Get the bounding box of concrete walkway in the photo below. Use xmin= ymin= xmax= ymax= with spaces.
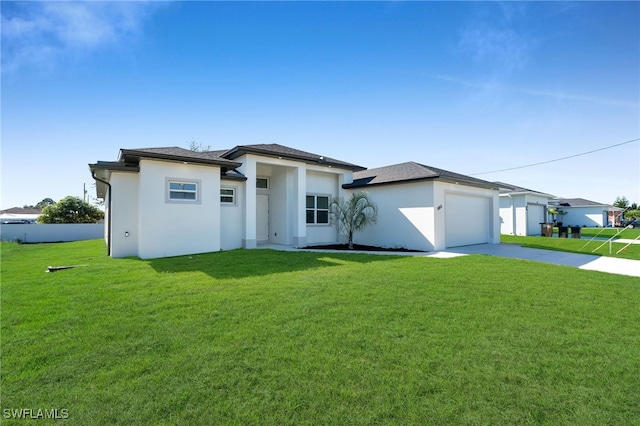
xmin=259 ymin=243 xmax=640 ymax=278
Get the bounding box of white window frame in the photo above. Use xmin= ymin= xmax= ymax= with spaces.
xmin=306 ymin=194 xmax=330 ymax=225
xmin=220 ymin=187 xmax=237 ymax=206
xmin=166 ymin=178 xmax=201 ymax=204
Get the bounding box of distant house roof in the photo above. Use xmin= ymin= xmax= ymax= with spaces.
xmin=221 ymin=144 xmax=366 ymax=171
xmin=0 ymin=207 xmax=42 ymax=223
xmin=0 ymin=207 xmax=42 ymax=215
xmin=343 ymin=161 xmax=498 ymax=190
xmin=494 ymin=181 xmax=555 ymax=197
xmin=551 ymin=198 xmax=623 ymax=210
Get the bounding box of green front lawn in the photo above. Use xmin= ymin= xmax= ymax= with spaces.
xmin=2 ymin=240 xmax=639 ymax=424
xmin=579 ymin=227 xmax=640 ymax=239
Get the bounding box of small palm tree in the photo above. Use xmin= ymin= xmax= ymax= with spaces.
xmin=548 ymin=207 xmax=567 ymax=225
xmin=330 ymin=191 xmax=378 ymax=249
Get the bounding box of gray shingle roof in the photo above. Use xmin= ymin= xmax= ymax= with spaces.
xmin=345 ymin=162 xmax=497 ymax=189
xmin=118 ymin=147 xmax=242 ymax=169
xmin=221 ymin=144 xmax=366 ymax=171
xmin=0 ymin=207 xmax=42 ymax=215
xmin=552 ymin=198 xmax=610 ymax=207
xmin=207 ymin=149 xmax=230 ymax=158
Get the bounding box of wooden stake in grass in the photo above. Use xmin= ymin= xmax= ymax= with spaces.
xmin=46 ymin=265 xmax=87 ymax=272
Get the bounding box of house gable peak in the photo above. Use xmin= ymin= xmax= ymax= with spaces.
xmin=221 ymin=143 xmax=366 ymax=171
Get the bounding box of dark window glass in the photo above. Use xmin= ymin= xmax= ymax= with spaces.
xmin=317 ymin=196 xmax=329 ymax=210
xmin=306 ymin=196 xmax=315 ymax=209
xmin=306 ymin=195 xmax=330 ymax=224
xmin=170 ymin=191 xmax=196 ymax=200
xmin=317 ymin=210 xmax=329 ymax=224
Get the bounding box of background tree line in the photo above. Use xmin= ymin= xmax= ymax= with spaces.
xmin=22 ymin=196 xmax=104 ymax=224
xmin=613 ymin=196 xmax=639 ymax=221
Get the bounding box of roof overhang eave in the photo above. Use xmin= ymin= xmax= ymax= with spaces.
xmin=89 ymin=162 xmax=140 ymax=199
xmin=221 ymin=174 xmax=248 ymax=182
xmin=500 ymin=190 xmax=555 ymax=198
xmin=437 ymin=176 xmax=500 ymax=191
xmin=224 ymin=146 xmax=366 ymax=172
xmin=343 ymin=176 xmax=436 ymax=189
xmin=89 ymin=162 xmax=140 ymax=173
xmin=120 ymin=149 xmax=242 ymax=169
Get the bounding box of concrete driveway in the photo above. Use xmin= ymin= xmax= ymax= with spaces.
xmin=443 ymin=243 xmax=640 ymax=278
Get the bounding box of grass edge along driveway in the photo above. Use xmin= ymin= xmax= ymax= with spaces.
xmin=501 ymin=231 xmax=640 ymax=260
xmin=2 ymin=240 xmax=639 ymax=425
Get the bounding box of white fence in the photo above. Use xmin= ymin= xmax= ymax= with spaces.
xmin=0 ymin=223 xmax=104 ymax=243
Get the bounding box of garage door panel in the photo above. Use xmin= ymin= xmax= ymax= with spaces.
xmin=445 ymin=193 xmax=490 ymax=248
xmin=527 ymin=205 xmax=544 ymax=236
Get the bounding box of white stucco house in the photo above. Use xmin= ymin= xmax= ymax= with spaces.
xmin=549 ymin=198 xmax=624 ymax=228
xmin=90 ymin=144 xmax=500 ymax=258
xmin=496 ymin=182 xmax=555 ymax=236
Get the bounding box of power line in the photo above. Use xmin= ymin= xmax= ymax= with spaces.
xmin=470 ymin=137 xmax=640 ymax=176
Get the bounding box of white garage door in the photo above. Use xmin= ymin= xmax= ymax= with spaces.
xmin=445 ymin=193 xmax=491 ymax=248
xmin=527 ymin=204 xmax=545 ymax=236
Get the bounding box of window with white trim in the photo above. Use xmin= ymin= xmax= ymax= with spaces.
xmin=220 ymin=187 xmax=236 ymax=205
xmin=306 ymin=195 xmax=330 ymax=224
xmin=167 ymin=180 xmax=199 ymax=202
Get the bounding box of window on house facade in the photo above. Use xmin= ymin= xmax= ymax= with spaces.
xmin=306 ymin=195 xmax=330 ymax=224
xmin=221 ymin=187 xmax=236 ymax=205
xmin=167 ymin=180 xmax=199 ymax=202
xmin=257 ymin=177 xmax=269 ymax=189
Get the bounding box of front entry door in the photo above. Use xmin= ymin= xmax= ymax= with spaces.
xmin=257 ymin=194 xmax=269 ymax=242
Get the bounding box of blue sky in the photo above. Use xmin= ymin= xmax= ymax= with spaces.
xmin=2 ymin=1 xmax=639 ymax=210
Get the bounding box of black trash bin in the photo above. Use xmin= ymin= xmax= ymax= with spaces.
xmin=571 ymin=226 xmax=581 ymax=238
xmin=558 ymin=226 xmax=568 ymax=238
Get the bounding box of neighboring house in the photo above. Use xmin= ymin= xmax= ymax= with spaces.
xmin=549 ymin=198 xmax=624 ymax=227
xmin=0 ymin=207 xmax=42 ymax=224
xmin=89 ymin=144 xmax=500 ymax=259
xmin=495 ymin=182 xmax=555 ymax=236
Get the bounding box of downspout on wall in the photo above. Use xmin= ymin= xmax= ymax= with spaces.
xmin=91 ymin=172 xmax=112 ymax=256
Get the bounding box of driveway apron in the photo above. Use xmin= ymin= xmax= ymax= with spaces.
xmin=444 ymin=243 xmax=640 ymax=278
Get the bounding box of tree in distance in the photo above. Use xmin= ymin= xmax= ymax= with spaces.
xmin=613 ymin=196 xmax=630 ymax=209
xmin=23 ymin=198 xmax=55 ymax=209
xmin=38 ymin=196 xmax=104 ymax=224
